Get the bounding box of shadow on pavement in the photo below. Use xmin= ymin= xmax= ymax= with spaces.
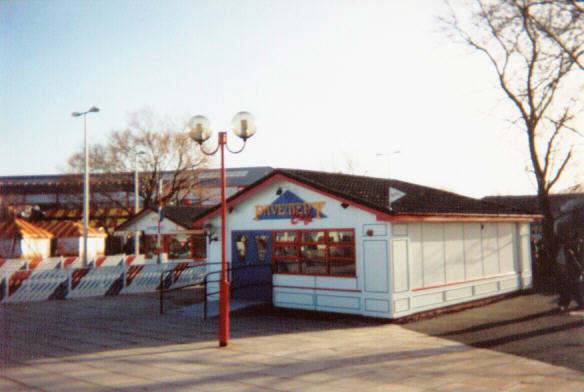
xmin=402 ymin=293 xmax=584 ymax=374
xmin=0 ymin=290 xmax=384 ymax=365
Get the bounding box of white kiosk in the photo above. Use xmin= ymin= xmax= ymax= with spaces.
xmin=194 ymin=169 xmax=536 ymax=319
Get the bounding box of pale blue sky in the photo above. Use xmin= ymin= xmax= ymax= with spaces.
xmin=1 ymin=0 xmax=581 ymax=197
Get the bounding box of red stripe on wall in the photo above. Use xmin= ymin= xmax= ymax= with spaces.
xmin=273 ymin=285 xmax=361 ymax=293
xmin=411 ymin=272 xmax=518 ymax=292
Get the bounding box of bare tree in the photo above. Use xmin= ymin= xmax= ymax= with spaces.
xmin=443 ymin=0 xmax=583 ymax=281
xmin=67 ymin=110 xmax=210 ymax=211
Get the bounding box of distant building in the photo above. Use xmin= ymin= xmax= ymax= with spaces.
xmin=114 ymin=205 xmax=208 ymax=261
xmin=0 ymin=167 xmax=273 ymax=255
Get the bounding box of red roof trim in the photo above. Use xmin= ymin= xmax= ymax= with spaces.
xmin=377 ymin=214 xmax=538 ymax=223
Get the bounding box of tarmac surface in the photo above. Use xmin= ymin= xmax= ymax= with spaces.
xmin=1 ymin=291 xmax=584 ymax=391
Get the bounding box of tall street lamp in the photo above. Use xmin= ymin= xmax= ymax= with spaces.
xmin=134 ymin=150 xmax=146 ymax=257
xmin=187 ymin=111 xmax=256 ymax=347
xmin=72 ymin=106 xmax=100 ymax=267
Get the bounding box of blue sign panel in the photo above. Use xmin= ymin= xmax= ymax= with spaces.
xmin=254 ymin=190 xmax=326 ymax=224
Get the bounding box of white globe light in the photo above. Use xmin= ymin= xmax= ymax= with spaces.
xmin=231 ymin=111 xmax=256 ymax=141
xmin=187 ymin=115 xmax=212 ymax=144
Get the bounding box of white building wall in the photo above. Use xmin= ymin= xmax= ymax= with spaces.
xmin=122 ymin=211 xmax=186 ymax=235
xmin=78 ymin=237 xmax=106 ymax=259
xmin=21 ymin=238 xmax=51 ymax=259
xmin=391 ymin=222 xmax=532 ymax=318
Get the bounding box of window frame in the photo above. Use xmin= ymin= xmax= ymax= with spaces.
xmin=272 ymin=228 xmax=356 ymax=278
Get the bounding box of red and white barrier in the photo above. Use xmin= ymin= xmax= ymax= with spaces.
xmin=1 ymin=255 xmax=206 ymax=304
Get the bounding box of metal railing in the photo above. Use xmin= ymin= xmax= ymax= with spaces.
xmin=158 ymin=261 xmax=272 ymax=317
xmin=158 ymin=262 xmax=221 ymax=314
xmin=203 ymin=262 xmax=273 ymax=319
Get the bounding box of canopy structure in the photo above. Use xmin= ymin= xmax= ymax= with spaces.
xmin=0 ymin=218 xmax=54 ymax=239
xmin=34 ymin=220 xmax=107 ymax=258
xmin=35 ymin=220 xmax=107 ymax=238
xmin=0 ymin=218 xmax=53 ymax=258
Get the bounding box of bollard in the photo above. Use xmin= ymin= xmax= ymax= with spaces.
xmin=159 ymin=273 xmax=164 ymax=315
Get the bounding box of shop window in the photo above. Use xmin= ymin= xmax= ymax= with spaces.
xmin=144 ymin=235 xmax=159 ymax=257
xmin=168 ymin=235 xmax=191 ymax=259
xmin=274 ymin=231 xmax=297 ymax=243
xmin=273 ymin=229 xmax=356 ymax=277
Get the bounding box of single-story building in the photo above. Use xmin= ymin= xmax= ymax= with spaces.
xmin=193 ymin=169 xmax=537 ymax=319
xmin=34 ymin=220 xmax=107 ymax=258
xmin=115 ymin=205 xmax=208 ymax=261
xmin=0 ymin=218 xmax=53 ymax=259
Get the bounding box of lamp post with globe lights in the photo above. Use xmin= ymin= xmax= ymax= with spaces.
xmin=187 ymin=111 xmax=256 ymax=347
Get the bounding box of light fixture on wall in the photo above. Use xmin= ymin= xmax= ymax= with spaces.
xmin=341 ymin=202 xmax=350 ymax=209
xmin=203 ymin=223 xmax=218 ymax=242
xmin=276 ymin=187 xmax=283 ymax=195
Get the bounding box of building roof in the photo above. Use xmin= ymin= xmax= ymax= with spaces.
xmin=116 ymin=205 xmax=209 ymax=232
xmin=0 ymin=166 xmax=274 ymax=193
xmin=482 ymin=193 xmax=584 ymax=217
xmin=0 ymin=219 xmax=54 ymax=239
xmin=34 ymin=220 xmax=107 ymax=238
xmin=160 ymin=206 xmax=209 ymax=229
xmin=197 ymin=166 xmax=274 ymax=187
xmin=193 ymin=169 xmax=537 ymax=224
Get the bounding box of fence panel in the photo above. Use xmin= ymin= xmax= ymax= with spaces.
xmin=0 ymin=258 xmax=26 ymax=273
xmin=5 ymin=269 xmax=68 ymax=303
xmin=67 ymin=265 xmax=126 ymax=298
xmin=0 ymin=256 xmax=212 ymax=304
xmin=170 ymin=263 xmax=206 ymax=289
xmin=122 ymin=264 xmax=162 ymax=294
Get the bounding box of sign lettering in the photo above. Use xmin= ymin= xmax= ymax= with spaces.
xmin=254 ymin=190 xmax=326 ymax=224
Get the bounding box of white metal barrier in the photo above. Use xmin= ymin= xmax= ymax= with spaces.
xmin=1 ymin=256 xmax=205 ymax=304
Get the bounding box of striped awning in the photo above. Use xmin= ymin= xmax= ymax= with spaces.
xmin=43 ymin=207 xmax=132 ymax=220
xmin=42 ymin=207 xmax=132 ymax=231
xmin=0 ymin=219 xmax=54 ymax=239
xmin=34 ymin=220 xmax=107 ymax=238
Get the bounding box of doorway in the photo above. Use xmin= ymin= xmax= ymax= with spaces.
xmin=231 ymin=230 xmax=273 ymax=302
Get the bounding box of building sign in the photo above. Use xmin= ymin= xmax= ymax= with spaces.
xmin=255 ymin=190 xmax=326 ymax=225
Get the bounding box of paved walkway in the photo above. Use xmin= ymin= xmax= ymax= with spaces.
xmin=1 ymin=293 xmax=583 ymax=391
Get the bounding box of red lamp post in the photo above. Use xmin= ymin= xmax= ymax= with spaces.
xmin=187 ymin=112 xmax=256 ymax=347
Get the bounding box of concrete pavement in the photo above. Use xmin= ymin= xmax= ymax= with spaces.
xmin=1 ymin=292 xmax=583 ymax=391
